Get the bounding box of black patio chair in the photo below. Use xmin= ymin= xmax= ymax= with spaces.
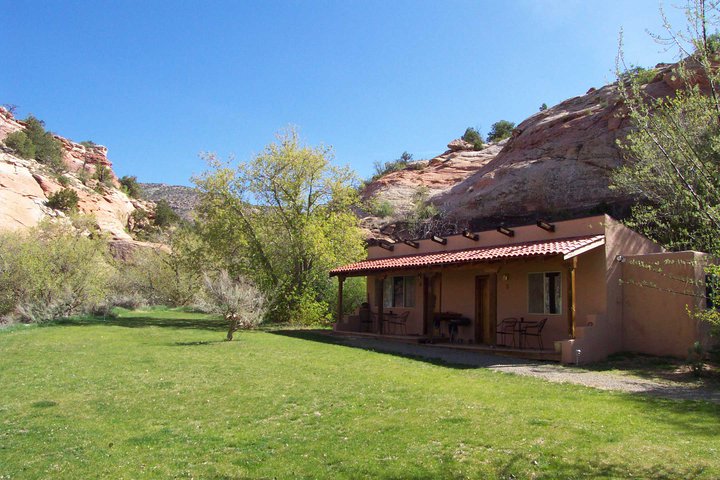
xmin=520 ymin=318 xmax=547 ymax=349
xmin=496 ymin=317 xmax=518 ymax=347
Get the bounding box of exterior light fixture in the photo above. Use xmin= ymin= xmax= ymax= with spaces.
xmin=379 ymin=241 xmax=394 ymax=251
xmin=502 ymin=273 xmax=510 ymax=281
xmin=536 ymin=219 xmax=555 ymax=232
xmin=462 ymin=230 xmax=479 ymax=241
xmin=403 ymin=239 xmax=419 ymax=249
xmin=497 ymin=226 xmax=514 ymax=237
xmin=431 ymin=235 xmax=447 ymax=245
xmin=615 ymin=254 xmax=625 ymax=263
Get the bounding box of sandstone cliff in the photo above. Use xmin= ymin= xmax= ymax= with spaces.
xmin=361 ymin=63 xmax=683 ymax=237
xmin=0 ymin=107 xmax=154 ymax=244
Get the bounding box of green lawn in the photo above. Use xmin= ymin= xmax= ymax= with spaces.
xmin=1 ymin=309 xmax=719 ymax=479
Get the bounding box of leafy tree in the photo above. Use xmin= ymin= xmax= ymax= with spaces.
xmin=486 ymin=120 xmax=515 ymax=142
xmin=539 ymin=103 xmax=548 ymax=111
xmin=23 ymin=116 xmax=64 ymax=171
xmin=461 ymin=127 xmax=484 ymax=150
xmin=612 ymin=0 xmax=720 ymax=255
xmin=119 ymin=175 xmax=143 ymax=198
xmin=193 ymin=128 xmax=365 ymax=324
xmin=3 ymin=131 xmax=35 ymax=158
xmin=46 ymin=188 xmax=80 ymax=213
xmin=93 ymin=165 xmax=114 ymax=189
xmin=154 ymin=199 xmax=180 ymax=227
xmin=612 ymin=0 xmax=720 ymax=349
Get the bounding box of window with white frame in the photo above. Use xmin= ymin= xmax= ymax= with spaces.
xmin=528 ymin=272 xmax=562 ymax=314
xmin=383 ymin=275 xmax=416 ymax=308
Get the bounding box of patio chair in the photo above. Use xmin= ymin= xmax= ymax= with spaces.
xmin=496 ymin=317 xmax=518 ymax=347
xmin=519 ymin=318 xmax=547 ymax=350
xmin=387 ymin=311 xmax=410 ymax=335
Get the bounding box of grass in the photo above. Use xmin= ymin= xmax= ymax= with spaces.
xmin=1 ymin=309 xmax=719 ymax=479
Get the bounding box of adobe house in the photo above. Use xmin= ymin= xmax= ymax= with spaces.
xmin=330 ymin=215 xmax=713 ymax=364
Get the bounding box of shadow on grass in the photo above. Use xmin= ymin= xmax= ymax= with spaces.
xmin=271 ymin=330 xmax=720 ymax=423
xmin=57 ymin=315 xmax=227 ymax=332
xmin=270 ymin=329 xmax=520 ymax=370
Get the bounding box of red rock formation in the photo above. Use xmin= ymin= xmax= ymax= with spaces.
xmin=0 ymin=107 xmax=151 ymax=243
xmin=362 ymin=61 xmax=710 ymax=236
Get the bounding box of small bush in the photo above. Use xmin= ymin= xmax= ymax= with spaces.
xmin=93 ymin=165 xmax=114 ymax=189
xmin=56 ymin=174 xmax=70 ymax=187
xmin=366 ymin=197 xmax=394 ymax=218
xmin=461 ymin=127 xmax=484 ymax=150
xmin=80 ymin=140 xmax=96 ymax=148
xmin=370 ymin=152 xmax=414 ymax=182
xmin=3 ymin=131 xmax=36 ymax=158
xmin=154 ymin=199 xmax=180 ymax=227
xmin=539 ymin=103 xmax=548 ymax=111
xmin=620 ymin=65 xmax=657 ymax=85
xmin=119 ymin=175 xmax=143 ymax=198
xmin=487 ymin=120 xmax=516 ymax=142
xmin=46 ymin=188 xmax=80 ymax=213
xmin=201 ymin=270 xmax=265 ymax=340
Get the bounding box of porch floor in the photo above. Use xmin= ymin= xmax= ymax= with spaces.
xmin=326 ymin=330 xmax=561 ymax=362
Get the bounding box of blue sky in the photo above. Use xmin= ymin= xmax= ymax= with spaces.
xmin=2 ymin=1 xmax=687 ymax=185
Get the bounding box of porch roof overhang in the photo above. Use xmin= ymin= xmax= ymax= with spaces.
xmin=330 ymin=234 xmax=605 ymax=277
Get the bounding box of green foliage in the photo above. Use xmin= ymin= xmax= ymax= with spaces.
xmin=619 ymin=65 xmax=657 ymax=85
xmin=193 ymin=128 xmax=365 ymax=324
xmin=370 ymin=151 xmax=414 ymax=182
xmin=461 ymin=127 xmax=484 ymax=150
xmin=0 ymin=223 xmax=110 ymax=322
xmin=119 ymin=175 xmax=143 ymax=198
xmin=3 ymin=130 xmax=35 ymax=158
xmin=687 ymin=340 xmax=706 ymax=376
xmin=93 ymin=165 xmax=114 ymax=189
xmin=80 ymin=140 xmax=96 ymax=148
xmin=539 ymin=103 xmax=548 ymax=111
xmin=404 ymin=186 xmax=441 ymax=238
xmin=56 ymin=174 xmax=70 ymax=187
xmin=486 ymin=120 xmax=515 ymax=142
xmin=23 ymin=115 xmax=64 ymax=171
xmin=153 ymin=199 xmax=180 ymax=227
xmin=365 ymin=196 xmax=394 ymax=218
xmin=111 ymin=227 xmax=205 ymax=307
xmin=45 ymin=188 xmax=80 ymax=213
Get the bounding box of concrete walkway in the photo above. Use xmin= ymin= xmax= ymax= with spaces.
xmin=328 ymin=334 xmax=720 ymax=404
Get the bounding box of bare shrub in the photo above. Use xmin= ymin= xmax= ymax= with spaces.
xmin=202 ymin=270 xmax=265 ymax=341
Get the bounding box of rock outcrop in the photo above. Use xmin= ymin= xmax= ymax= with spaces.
xmin=362 ymin=62 xmax=688 ymax=236
xmin=139 ymin=183 xmax=199 ymax=221
xmin=0 ymin=107 xmax=152 ymax=243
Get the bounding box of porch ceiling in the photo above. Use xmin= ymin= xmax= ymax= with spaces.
xmin=330 ymin=234 xmax=605 ymax=277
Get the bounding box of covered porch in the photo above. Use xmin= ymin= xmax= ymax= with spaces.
xmin=330 ymin=233 xmax=607 ymax=363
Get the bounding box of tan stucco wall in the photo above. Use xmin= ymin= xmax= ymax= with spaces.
xmin=621 ymin=251 xmax=709 ymax=358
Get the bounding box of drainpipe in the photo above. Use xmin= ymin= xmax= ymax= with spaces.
xmin=568 ymin=257 xmax=577 ymax=338
xmin=337 ymin=275 xmax=345 ymax=325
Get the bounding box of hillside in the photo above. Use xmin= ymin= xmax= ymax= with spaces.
xmin=361 ymin=62 xmax=684 ymax=238
xmin=0 ymin=107 xmax=155 ymax=248
xmin=139 ymin=183 xmax=199 ymax=221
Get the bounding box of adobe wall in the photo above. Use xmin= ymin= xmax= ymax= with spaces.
xmin=621 ymin=251 xmax=709 ymax=358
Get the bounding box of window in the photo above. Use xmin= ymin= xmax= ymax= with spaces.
xmin=528 ymin=272 xmax=562 ymax=314
xmin=383 ymin=276 xmax=416 ymax=308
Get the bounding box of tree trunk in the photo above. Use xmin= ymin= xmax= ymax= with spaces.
xmin=226 ymin=314 xmax=239 ymax=341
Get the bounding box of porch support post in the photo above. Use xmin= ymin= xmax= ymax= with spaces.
xmin=377 ymin=276 xmax=385 ymax=334
xmin=568 ymin=257 xmax=577 ymax=338
xmin=337 ymin=275 xmax=345 ymax=325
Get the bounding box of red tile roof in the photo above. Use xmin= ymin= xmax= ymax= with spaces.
xmin=330 ymin=235 xmax=605 ymax=276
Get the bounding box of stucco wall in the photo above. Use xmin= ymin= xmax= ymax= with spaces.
xmin=621 ymin=251 xmax=709 ymax=358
